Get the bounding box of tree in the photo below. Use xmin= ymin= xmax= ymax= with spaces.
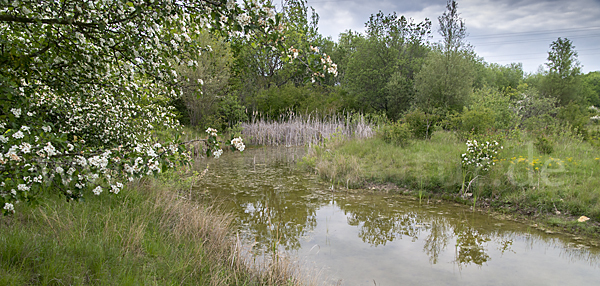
xmin=414 ymin=49 xmax=475 ymax=112
xmin=547 ymin=38 xmax=581 ymax=79
xmin=330 ymin=30 xmax=363 ymax=87
xmin=344 ymin=11 xmax=431 ymax=119
xmin=230 ymin=0 xmax=337 ymax=111
xmin=541 ymin=37 xmax=583 ymax=105
xmin=582 ymin=71 xmax=600 ymax=107
xmin=414 ymin=0 xmax=474 ymax=113
xmin=438 ymin=0 xmax=468 ymax=54
xmin=477 ymin=62 xmax=524 ymax=92
xmin=174 ymin=31 xmax=239 ymax=129
xmin=0 ymin=0 xmax=336 ymax=214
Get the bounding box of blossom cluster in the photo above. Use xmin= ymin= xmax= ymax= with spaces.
xmin=321 ymin=54 xmax=338 ymax=77
xmin=1 ymin=0 xmax=284 ymax=215
xmin=231 ymin=137 xmax=245 ymax=152
xmin=286 ymin=45 xmax=339 ymax=83
xmin=205 ymin=127 xmax=222 ymax=158
xmin=1 ymin=107 xmax=187 ymax=214
xmin=206 ymin=127 xmax=218 ymax=137
xmin=461 ymin=139 xmax=503 ymax=172
xmin=203 ymin=128 xmax=245 ymax=159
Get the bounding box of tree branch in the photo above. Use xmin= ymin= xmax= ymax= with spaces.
xmin=0 ymin=14 xmax=98 ymax=28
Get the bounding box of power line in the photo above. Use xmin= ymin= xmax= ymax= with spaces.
xmin=468 ymin=26 xmax=600 ymax=39
xmin=471 ymin=34 xmax=600 ymax=47
xmin=481 ymin=47 xmax=600 ymax=60
xmin=484 ymin=52 xmax=600 ymax=62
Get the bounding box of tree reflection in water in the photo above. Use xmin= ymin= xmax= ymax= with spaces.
xmin=423 ymin=217 xmax=450 ymax=264
xmin=194 ymin=147 xmax=600 ymax=270
xmin=337 ymin=195 xmax=493 ymax=267
xmin=194 ymin=147 xmax=331 ymax=252
xmin=453 ymin=224 xmax=491 ymax=268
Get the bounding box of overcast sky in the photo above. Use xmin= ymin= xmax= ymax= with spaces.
xmin=295 ymin=0 xmax=600 ymax=74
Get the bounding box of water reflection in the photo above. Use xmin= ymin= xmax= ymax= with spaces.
xmin=423 ymin=216 xmax=450 ymax=264
xmin=193 ymin=147 xmax=600 ymax=284
xmin=194 ymin=147 xmax=330 ymax=251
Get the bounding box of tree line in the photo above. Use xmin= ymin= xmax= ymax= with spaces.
xmin=181 ymin=0 xmax=600 ymax=138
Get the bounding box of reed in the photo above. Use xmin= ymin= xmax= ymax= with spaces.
xmin=241 ymin=112 xmax=375 ymax=146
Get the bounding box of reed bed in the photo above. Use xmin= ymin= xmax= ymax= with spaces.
xmin=241 ymin=112 xmax=375 ymax=146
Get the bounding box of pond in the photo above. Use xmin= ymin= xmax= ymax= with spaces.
xmin=193 ymin=147 xmax=600 ymax=285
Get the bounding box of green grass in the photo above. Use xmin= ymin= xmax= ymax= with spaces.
xmin=0 ymin=172 xmax=305 ymax=285
xmin=303 ymin=130 xmax=600 ymax=223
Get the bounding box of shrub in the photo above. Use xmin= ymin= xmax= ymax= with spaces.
xmin=470 ymin=87 xmax=519 ymax=130
xmin=557 ymin=102 xmax=590 ymax=139
xmin=448 ymin=107 xmax=495 ymax=140
xmin=534 ymin=136 xmax=554 ymax=154
xmin=461 ymin=139 xmax=503 ymax=173
xmin=404 ymin=110 xmax=437 ymax=140
xmin=459 ymin=107 xmax=495 ymax=134
xmin=460 ymin=137 xmax=503 ymax=195
xmin=380 ymin=122 xmax=411 ymax=147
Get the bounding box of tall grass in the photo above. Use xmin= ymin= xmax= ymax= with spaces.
xmin=241 ymin=112 xmax=375 ymax=146
xmin=0 ymin=172 xmax=315 ymax=285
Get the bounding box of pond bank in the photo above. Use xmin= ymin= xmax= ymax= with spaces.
xmin=349 ymin=181 xmax=600 ymax=245
xmin=0 ymin=172 xmax=308 ymax=285
xmin=300 ymin=131 xmax=600 ymax=240
xmin=191 ymin=146 xmax=600 ymax=285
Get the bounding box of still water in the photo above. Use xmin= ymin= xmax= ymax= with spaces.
xmin=194 ymin=147 xmax=600 ymax=285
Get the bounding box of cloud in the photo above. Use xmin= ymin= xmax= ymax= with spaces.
xmin=308 ymin=0 xmax=600 ymax=72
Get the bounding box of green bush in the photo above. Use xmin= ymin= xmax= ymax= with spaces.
xmin=380 ymin=122 xmax=411 ymax=147
xmin=557 ymin=102 xmax=590 ymax=139
xmin=448 ymin=107 xmax=495 ymax=139
xmin=534 ymin=135 xmax=554 ymax=154
xmin=249 ymin=83 xmax=344 ymax=119
xmin=589 ymin=129 xmax=600 ymax=148
xmin=471 ymin=87 xmax=519 ymax=130
xmin=404 ymin=109 xmax=437 ymax=139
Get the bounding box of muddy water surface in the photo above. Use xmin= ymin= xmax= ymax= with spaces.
xmin=193 ymin=147 xmax=600 ymax=286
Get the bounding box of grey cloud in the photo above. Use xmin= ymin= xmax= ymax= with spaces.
xmin=308 ymin=0 xmax=600 ymax=72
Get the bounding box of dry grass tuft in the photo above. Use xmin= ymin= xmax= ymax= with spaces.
xmin=148 ymin=177 xmax=319 ymax=285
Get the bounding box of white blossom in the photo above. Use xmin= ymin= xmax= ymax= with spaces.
xmin=92 ymin=186 xmax=103 ymax=195
xmin=11 ymin=108 xmax=21 ymax=118
xmin=19 ymin=142 xmax=32 ymax=153
xmin=12 ymin=131 xmax=24 ymax=139
xmin=3 ymin=203 xmax=15 ymax=213
xmin=17 ymin=184 xmax=30 ymax=191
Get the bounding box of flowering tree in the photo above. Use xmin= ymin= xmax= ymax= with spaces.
xmin=0 ymin=0 xmax=337 ymax=214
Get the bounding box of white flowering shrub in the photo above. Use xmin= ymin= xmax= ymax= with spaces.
xmin=203 ymin=128 xmax=245 ymax=159
xmin=0 ymin=0 xmax=333 ymax=215
xmin=461 ymin=139 xmax=503 ymax=172
xmin=459 ymin=138 xmax=502 ymax=195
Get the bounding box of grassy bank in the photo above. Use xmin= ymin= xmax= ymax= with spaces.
xmin=301 ymin=130 xmax=600 ymax=235
xmin=0 ymin=171 xmax=306 ymax=285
